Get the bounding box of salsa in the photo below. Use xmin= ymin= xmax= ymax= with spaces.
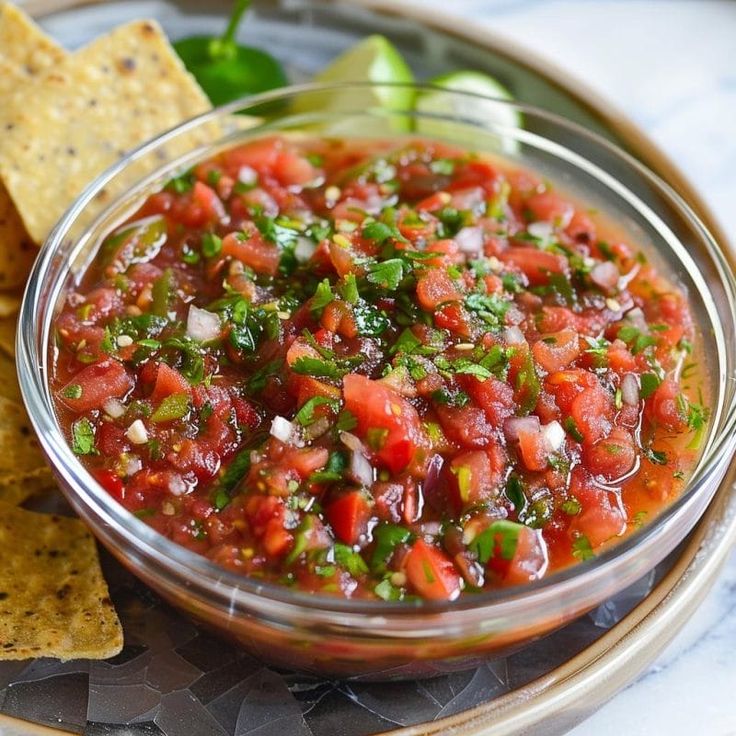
xmin=51 ymin=135 xmax=708 ymax=601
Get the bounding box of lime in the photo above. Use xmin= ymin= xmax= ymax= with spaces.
xmin=414 ymin=71 xmax=522 ymax=152
xmin=295 ymin=35 xmax=415 ymax=133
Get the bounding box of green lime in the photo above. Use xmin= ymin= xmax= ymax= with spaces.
xmin=415 ymin=71 xmax=522 ymax=152
xmin=296 ymin=35 xmax=415 ymax=133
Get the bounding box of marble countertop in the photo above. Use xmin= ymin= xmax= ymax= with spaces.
xmin=416 ymin=0 xmax=736 ymax=733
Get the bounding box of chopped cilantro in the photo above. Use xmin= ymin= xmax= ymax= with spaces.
xmin=71 ymin=418 xmax=96 ymax=455
xmin=374 ymin=578 xmax=402 ymax=600
xmin=365 ymin=258 xmax=406 ymax=290
xmin=310 ymin=451 xmax=348 ymax=483
xmin=639 ymin=372 xmax=661 ymax=400
xmin=618 ymin=325 xmax=658 ymax=354
xmin=464 ymin=292 xmax=510 ymax=327
xmin=201 ymin=232 xmax=222 ymax=258
xmin=469 ymin=520 xmax=523 ymax=564
xmin=334 ymin=543 xmax=369 ymax=577
xmin=294 ymin=396 xmax=339 ymax=426
xmin=310 ymin=278 xmax=334 ymax=315
xmin=370 ymin=524 xmax=413 ymax=573
xmin=571 ymin=534 xmax=595 ymax=561
xmin=62 ymin=384 xmax=82 ymax=400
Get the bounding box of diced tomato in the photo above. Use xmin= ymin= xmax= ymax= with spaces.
xmin=93 ymin=469 xmax=125 ymax=501
xmin=416 ymin=269 xmax=462 ymax=310
xmin=328 ymin=239 xmax=356 ymax=277
xmin=434 ymin=302 xmax=472 ymax=337
xmin=280 ymin=446 xmax=329 ymax=478
xmin=565 ymin=210 xmax=596 ymax=244
xmin=448 ymin=450 xmax=501 ymax=507
xmin=606 ymin=342 xmax=637 ymax=374
xmin=192 ymin=181 xmax=225 ymax=223
xmin=524 ymin=191 xmax=574 ymax=228
xmin=545 ymin=369 xmax=598 ymax=413
xmin=584 ymin=428 xmax=637 ymax=480
xmin=569 ymin=384 xmax=614 ymax=444
xmin=532 ymin=329 xmax=580 ymax=372
xmin=461 ymin=375 xmax=515 ymax=425
xmin=436 ymin=405 xmax=494 ymax=449
xmin=504 ymin=527 xmax=548 ymax=586
xmin=646 ymin=378 xmax=686 ymax=432
xmin=499 ymin=247 xmax=567 ymax=286
xmin=343 ymin=374 xmax=428 ymax=473
xmin=142 ymin=362 xmax=191 ymax=403
xmin=273 ymin=150 xmax=316 ymax=186
xmin=296 ymin=376 xmax=342 ymax=407
xmin=517 ymin=427 xmax=550 ymax=472
xmin=326 ymin=490 xmax=371 ymax=545
xmin=221 ymin=137 xmax=282 ymax=175
xmin=221 ymin=228 xmax=280 ymax=276
xmin=58 ymin=359 xmax=133 ymax=412
xmin=568 ymin=469 xmax=627 ymax=547
xmin=403 ymin=539 xmax=462 ymax=601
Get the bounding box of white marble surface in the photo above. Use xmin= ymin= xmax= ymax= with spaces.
xmin=415 ymin=0 xmax=736 ymax=733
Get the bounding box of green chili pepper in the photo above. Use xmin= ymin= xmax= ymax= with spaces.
xmin=151 ymin=393 xmax=191 ymax=423
xmin=173 ymin=0 xmax=288 ymax=106
xmin=151 ymin=268 xmax=173 ymax=317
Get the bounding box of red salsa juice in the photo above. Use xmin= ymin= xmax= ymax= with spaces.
xmin=52 ymin=136 xmax=708 ymax=601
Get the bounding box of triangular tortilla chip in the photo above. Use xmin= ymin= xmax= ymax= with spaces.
xmin=0 ymin=18 xmax=211 ymax=244
xmin=0 ymin=3 xmax=66 ymax=96
xmin=0 ymin=396 xmax=46 ymax=476
xmin=0 ymin=501 xmax=122 ymax=659
xmin=0 ymin=352 xmax=20 ymax=403
xmin=0 ymin=3 xmax=69 ymax=288
xmin=0 ymin=313 xmax=15 ymax=358
xmin=0 ymin=467 xmax=55 ymax=506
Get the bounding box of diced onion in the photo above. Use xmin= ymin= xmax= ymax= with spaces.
xmin=238 ymin=165 xmax=257 ymax=185
xmin=621 ymin=373 xmax=640 ymax=406
xmin=504 ymin=416 xmax=540 ymax=442
xmin=125 ymin=455 xmax=142 ymax=477
xmin=455 ymin=226 xmax=484 ymax=254
xmin=504 ymin=326 xmax=525 ymax=345
xmin=125 ymin=419 xmax=148 ymax=445
xmin=294 ymin=236 xmax=316 ymax=262
xmin=350 ymin=450 xmax=374 ymax=487
xmin=270 ymin=416 xmax=300 ymax=445
xmin=541 ymin=420 xmax=566 ymax=452
xmin=339 ymin=431 xmax=364 ymax=453
xmin=186 ymin=305 xmax=221 ymax=342
xmin=590 ymin=261 xmax=620 ymax=292
xmin=528 ymin=221 xmax=554 ymax=241
xmin=625 ymin=307 xmax=648 ymax=332
xmin=167 ymin=475 xmax=188 ymax=497
xmin=103 ymin=398 xmax=126 ymax=419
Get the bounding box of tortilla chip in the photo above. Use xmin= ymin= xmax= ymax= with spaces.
xmin=0 ymin=19 xmax=211 ymax=244
xmin=0 ymin=467 xmax=55 ymax=506
xmin=0 ymin=352 xmax=20 ymax=403
xmin=0 ymin=4 xmax=69 ymax=288
xmin=0 ymin=185 xmax=39 ymax=289
xmin=0 ymin=396 xmax=46 ymax=477
xmin=0 ymin=291 xmax=20 ymax=317
xmin=0 ymin=501 xmax=122 ymax=659
xmin=0 ymin=3 xmax=66 ymax=96
xmin=0 ymin=314 xmax=15 ymax=358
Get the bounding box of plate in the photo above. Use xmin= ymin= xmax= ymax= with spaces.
xmin=1 ymin=1 xmax=734 ymax=735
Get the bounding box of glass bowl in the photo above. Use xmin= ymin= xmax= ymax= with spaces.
xmin=17 ymin=84 xmax=736 ymax=678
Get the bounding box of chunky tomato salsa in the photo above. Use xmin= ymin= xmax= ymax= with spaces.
xmin=52 ymin=135 xmax=708 ymax=601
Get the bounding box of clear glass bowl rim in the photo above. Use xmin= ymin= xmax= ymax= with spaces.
xmin=17 ymin=81 xmax=736 ymax=618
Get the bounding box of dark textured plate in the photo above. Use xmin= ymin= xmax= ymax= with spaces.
xmin=2 ymin=2 xmax=734 ymax=735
